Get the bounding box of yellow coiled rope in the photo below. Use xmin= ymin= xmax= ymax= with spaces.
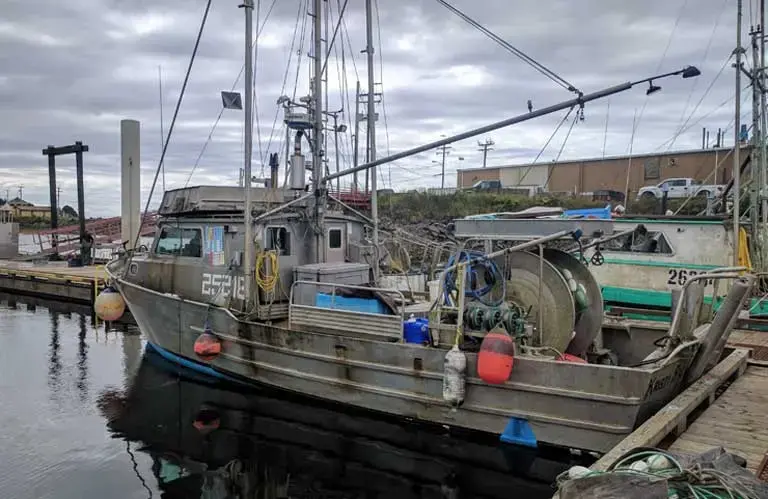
xmin=738 ymin=228 xmax=752 ymax=271
xmin=254 ymin=250 xmax=279 ymax=293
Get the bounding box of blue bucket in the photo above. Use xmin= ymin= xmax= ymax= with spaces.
xmin=403 ymin=317 xmax=430 ymax=344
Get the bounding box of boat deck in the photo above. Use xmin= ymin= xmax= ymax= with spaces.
xmin=668 ymin=362 xmax=768 ymax=473
xmin=0 ymin=260 xmax=106 ymax=304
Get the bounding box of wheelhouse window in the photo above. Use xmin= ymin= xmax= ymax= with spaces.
xmin=328 ymin=228 xmax=342 ymax=249
xmin=604 ymin=228 xmax=674 ymax=255
xmin=155 ymin=227 xmax=202 ymax=257
xmin=266 ymin=226 xmax=291 ymax=256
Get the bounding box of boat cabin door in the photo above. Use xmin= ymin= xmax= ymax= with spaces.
xmin=326 ymin=224 xmax=346 ymax=263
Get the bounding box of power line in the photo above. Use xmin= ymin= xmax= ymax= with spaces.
xmin=373 ymin=0 xmax=392 ymax=187
xmin=669 ymin=0 xmax=730 ymax=150
xmin=666 ymin=53 xmax=733 ymax=151
xmin=631 ymin=0 xmax=691 ymax=144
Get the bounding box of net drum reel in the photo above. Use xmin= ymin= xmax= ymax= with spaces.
xmin=500 ymin=249 xmax=603 ymax=355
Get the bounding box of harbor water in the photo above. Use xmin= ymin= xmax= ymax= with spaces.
xmin=0 ymin=294 xmax=574 ymax=499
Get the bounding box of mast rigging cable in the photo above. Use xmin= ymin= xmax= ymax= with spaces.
xmin=434 ymin=0 xmax=580 ymax=95
xmin=135 ymin=0 xmax=213 ymax=250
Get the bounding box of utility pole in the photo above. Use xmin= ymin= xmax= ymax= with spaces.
xmin=477 ymin=137 xmax=494 ymax=168
xmin=353 ymin=80 xmax=361 ymax=191
xmin=17 ymin=185 xmax=23 ymax=200
xmin=57 ymin=186 xmax=62 ymax=210
xmin=436 ymin=141 xmax=452 ymax=189
xmin=365 ymin=0 xmax=379 ymax=281
xmin=734 ymin=0 xmax=743 ymax=266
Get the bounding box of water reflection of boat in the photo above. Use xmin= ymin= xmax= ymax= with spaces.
xmin=99 ymin=346 xmax=575 ymax=498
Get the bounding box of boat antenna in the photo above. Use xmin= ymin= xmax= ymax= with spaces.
xmin=434 ymin=0 xmax=580 ymax=96
xmin=312 ymin=0 xmax=325 ymax=263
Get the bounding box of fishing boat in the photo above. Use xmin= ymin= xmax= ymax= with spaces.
xmin=105 ymin=0 xmax=755 ymax=453
xmin=582 ymin=0 xmax=768 ymax=321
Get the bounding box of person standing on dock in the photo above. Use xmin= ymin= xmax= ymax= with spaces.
xmin=81 ymin=232 xmax=93 ymax=266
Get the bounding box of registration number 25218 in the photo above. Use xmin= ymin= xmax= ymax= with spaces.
xmin=667 ymin=269 xmax=714 ymax=287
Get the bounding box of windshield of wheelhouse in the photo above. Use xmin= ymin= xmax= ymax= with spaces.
xmin=154 ymin=226 xmax=202 ymax=257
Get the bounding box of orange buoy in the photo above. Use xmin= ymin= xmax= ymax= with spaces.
xmin=193 ymin=325 xmax=221 ymax=362
xmin=477 ymin=332 xmax=515 ymax=384
xmin=94 ymin=286 xmax=125 ymax=321
xmin=557 ymin=353 xmax=587 ymax=363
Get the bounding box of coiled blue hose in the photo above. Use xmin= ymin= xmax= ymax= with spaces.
xmin=443 ymin=250 xmax=506 ymax=307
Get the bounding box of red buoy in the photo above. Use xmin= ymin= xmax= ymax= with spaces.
xmin=192 ymin=408 xmax=220 ymax=435
xmin=556 ymin=353 xmax=587 ymax=364
xmin=194 ymin=330 xmax=221 ymax=362
xmin=478 ymin=332 xmax=515 ymax=384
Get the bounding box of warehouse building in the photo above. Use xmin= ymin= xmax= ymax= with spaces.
xmin=456 ymin=146 xmax=746 ymax=197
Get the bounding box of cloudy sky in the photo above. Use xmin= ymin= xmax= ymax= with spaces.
xmin=0 ymin=0 xmax=752 ymax=216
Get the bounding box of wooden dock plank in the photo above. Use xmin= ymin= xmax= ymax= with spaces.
xmin=590 ymin=349 xmax=750 ymax=471
xmin=669 ymin=363 xmax=768 ymax=472
xmin=0 ymin=261 xmax=106 ymax=304
xmin=729 ymin=330 xmax=768 ymax=360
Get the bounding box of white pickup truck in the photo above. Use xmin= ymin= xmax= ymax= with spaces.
xmin=637 ymin=177 xmax=725 ymax=200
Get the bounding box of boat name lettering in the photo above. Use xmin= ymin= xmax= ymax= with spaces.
xmin=667 ymin=269 xmax=714 ymax=287
xmin=645 ymin=364 xmax=685 ymax=397
xmin=202 ymin=273 xmax=245 ymax=300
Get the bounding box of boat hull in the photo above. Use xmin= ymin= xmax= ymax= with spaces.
xmin=113 ymin=270 xmax=695 ymax=453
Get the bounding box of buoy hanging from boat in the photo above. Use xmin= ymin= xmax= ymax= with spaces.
xmin=194 ymin=323 xmax=221 ymax=362
xmin=556 ymin=353 xmax=587 ymax=363
xmin=443 ymin=345 xmax=467 ymax=407
xmin=478 ymin=332 xmax=515 ymax=384
xmin=94 ymin=286 xmax=125 ymax=321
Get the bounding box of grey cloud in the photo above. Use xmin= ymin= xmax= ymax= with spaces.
xmin=0 ymin=0 xmax=745 ymax=213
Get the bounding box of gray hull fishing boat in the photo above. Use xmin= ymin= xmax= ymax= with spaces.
xmin=104 ymin=0 xmax=753 ymax=453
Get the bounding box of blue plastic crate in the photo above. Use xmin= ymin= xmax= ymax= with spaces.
xmin=315 ymin=293 xmax=390 ymax=315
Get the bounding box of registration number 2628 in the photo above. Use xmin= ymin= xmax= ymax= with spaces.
xmin=667 ymin=269 xmax=714 ymax=287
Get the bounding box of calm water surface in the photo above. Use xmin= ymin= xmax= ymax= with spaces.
xmin=0 ymin=294 xmax=571 ymax=498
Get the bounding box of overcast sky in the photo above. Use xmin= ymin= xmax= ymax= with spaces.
xmin=0 ymin=0 xmax=751 ymax=216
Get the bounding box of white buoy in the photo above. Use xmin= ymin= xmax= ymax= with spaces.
xmin=443 ymin=345 xmax=466 ymax=406
xmin=647 ymin=454 xmax=672 ymax=471
xmin=567 ymin=466 xmax=591 ymax=480
xmin=629 ymin=460 xmax=649 ymax=473
xmin=94 ymin=286 xmax=126 ymax=321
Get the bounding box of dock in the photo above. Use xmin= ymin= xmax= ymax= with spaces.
xmin=0 ymin=261 xmax=106 ymax=304
xmin=579 ymin=346 xmax=768 ymax=488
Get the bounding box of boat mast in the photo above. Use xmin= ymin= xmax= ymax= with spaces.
xmin=313 ymin=0 xmax=324 ymax=263
xmin=750 ymin=11 xmax=763 ymax=267
xmin=734 ymin=0 xmax=743 ymax=267
xmin=242 ymin=0 xmax=255 ymax=307
xmin=365 ymin=0 xmax=379 ymax=281
xmin=761 ymin=0 xmax=768 ymax=268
